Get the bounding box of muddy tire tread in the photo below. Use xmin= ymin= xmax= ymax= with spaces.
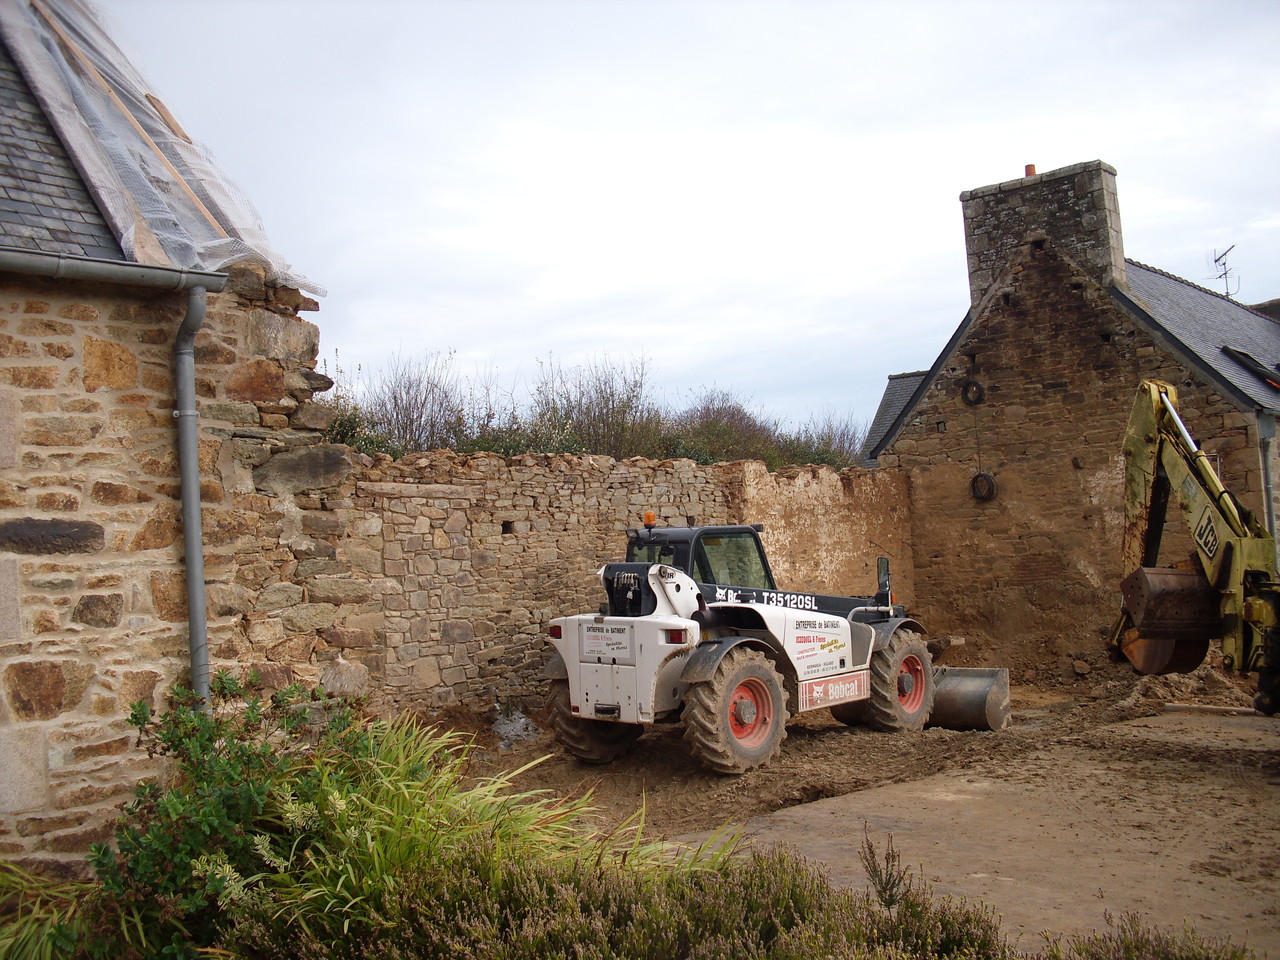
xmin=863 ymin=628 xmax=935 ymax=734
xmin=547 ymin=680 xmax=642 ymax=763
xmin=683 ymin=646 xmax=788 ymax=775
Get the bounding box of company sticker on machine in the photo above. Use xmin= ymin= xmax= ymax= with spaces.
xmin=799 ymin=671 xmax=869 ymax=710
xmin=790 ymin=617 xmax=850 ymax=677
xmin=580 ymin=623 xmax=636 ymax=665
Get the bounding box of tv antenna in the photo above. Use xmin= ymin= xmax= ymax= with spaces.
xmin=1209 ymin=245 xmax=1239 ymax=298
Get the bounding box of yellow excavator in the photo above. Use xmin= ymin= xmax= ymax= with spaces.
xmin=1111 ymin=379 xmax=1279 ymax=714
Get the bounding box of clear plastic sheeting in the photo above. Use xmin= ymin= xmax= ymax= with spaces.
xmin=0 ymin=0 xmax=324 ymax=295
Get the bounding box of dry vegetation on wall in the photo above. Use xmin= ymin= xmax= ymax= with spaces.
xmin=321 ymin=351 xmax=867 ymax=469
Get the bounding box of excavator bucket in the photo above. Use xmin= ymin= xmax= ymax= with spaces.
xmin=1118 ymin=566 xmax=1219 ymax=675
xmin=930 ymin=666 xmax=1011 ymax=731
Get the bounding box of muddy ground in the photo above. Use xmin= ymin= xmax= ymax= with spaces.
xmin=443 ymin=657 xmax=1280 ymax=954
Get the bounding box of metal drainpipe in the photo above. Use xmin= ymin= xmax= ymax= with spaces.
xmin=1259 ymin=413 xmax=1277 ymax=547
xmin=174 ymin=287 xmax=210 ymax=704
xmin=0 ymin=247 xmax=226 ymax=705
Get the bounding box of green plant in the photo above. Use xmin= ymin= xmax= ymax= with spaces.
xmin=0 ymin=862 xmax=89 ymax=960
xmin=1045 ymin=912 xmax=1257 ymax=960
xmin=73 ymin=674 xmax=355 ymax=959
xmin=319 ymin=350 xmax=870 ymax=470
xmin=860 ymin=828 xmax=910 ymax=911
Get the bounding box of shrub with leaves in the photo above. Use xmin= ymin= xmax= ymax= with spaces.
xmin=320 ymin=350 xmax=871 ymax=469
xmin=75 ymin=675 xmax=356 ymax=959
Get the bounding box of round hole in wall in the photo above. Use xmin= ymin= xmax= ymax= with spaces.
xmin=969 ymin=472 xmax=998 ymax=502
xmin=960 ymin=379 xmax=985 ymax=406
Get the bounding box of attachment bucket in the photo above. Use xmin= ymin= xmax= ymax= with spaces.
xmin=929 ymin=666 xmax=1011 ymax=731
xmin=1118 ymin=566 xmax=1219 ymax=674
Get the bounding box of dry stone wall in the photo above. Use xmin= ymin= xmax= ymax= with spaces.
xmin=344 ymin=452 xmax=912 ymax=711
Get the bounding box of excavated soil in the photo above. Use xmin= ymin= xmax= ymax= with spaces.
xmin=438 ymin=658 xmax=1280 ymax=954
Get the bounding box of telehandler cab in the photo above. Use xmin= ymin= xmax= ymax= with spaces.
xmin=546 ymin=519 xmax=1010 ymax=774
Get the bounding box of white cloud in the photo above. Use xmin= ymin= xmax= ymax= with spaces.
xmin=98 ymin=0 xmax=1280 ymax=423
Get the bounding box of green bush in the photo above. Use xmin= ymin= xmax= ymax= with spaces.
xmin=1044 ymin=912 xmax=1258 ymax=960
xmin=76 ymin=675 xmax=359 ymax=959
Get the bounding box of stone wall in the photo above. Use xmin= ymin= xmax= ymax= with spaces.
xmin=335 ymin=452 xmax=911 ymax=711
xmin=0 ymin=264 xmax=342 ymax=872
xmin=879 ymin=245 xmax=1262 ymax=669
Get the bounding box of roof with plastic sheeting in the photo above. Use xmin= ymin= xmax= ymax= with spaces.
xmin=0 ymin=0 xmax=321 ymax=294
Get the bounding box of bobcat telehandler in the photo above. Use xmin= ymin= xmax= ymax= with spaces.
xmin=1111 ymin=379 xmax=1280 ymax=714
xmin=545 ymin=519 xmax=1010 ymax=774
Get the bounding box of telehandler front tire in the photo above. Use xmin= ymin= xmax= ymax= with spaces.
xmin=547 ymin=680 xmax=642 ymax=764
xmin=835 ymin=628 xmax=934 ymax=733
xmin=683 ymin=646 xmax=788 ymax=774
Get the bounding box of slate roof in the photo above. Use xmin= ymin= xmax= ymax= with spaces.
xmin=1119 ymin=261 xmax=1280 ymax=414
xmin=863 ymin=258 xmax=1280 ymax=463
xmin=0 ymin=29 xmax=122 ymax=260
xmin=859 ymin=370 xmax=928 ymax=464
xmin=0 ymin=0 xmax=318 ymax=292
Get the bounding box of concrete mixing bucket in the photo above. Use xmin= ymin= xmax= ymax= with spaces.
xmin=929 ymin=666 xmax=1011 ymax=731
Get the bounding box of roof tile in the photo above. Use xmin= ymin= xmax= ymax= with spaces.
xmin=0 ymin=29 xmax=122 ymax=260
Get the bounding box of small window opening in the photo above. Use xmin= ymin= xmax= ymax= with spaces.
xmin=501 ymin=521 xmax=515 ymax=535
xmin=936 ymin=421 xmax=946 ymax=433
xmin=1031 ymin=239 xmax=1046 ymax=253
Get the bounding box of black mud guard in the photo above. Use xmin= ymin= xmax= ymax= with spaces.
xmin=680 ymin=636 xmax=760 ymax=684
xmin=543 ymin=651 xmax=568 ymax=680
xmin=870 ymin=617 xmax=925 ymax=652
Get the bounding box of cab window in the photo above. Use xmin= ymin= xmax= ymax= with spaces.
xmin=628 ymin=542 xmax=678 ymax=565
xmin=694 ymin=533 xmax=773 ymax=589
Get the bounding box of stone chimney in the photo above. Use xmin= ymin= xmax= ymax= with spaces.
xmin=960 ymin=160 xmax=1126 ymax=307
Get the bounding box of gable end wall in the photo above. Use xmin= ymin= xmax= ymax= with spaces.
xmin=878 ymin=246 xmax=1262 ymax=670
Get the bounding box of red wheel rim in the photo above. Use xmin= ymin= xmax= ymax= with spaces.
xmin=728 ymin=677 xmax=772 ymax=747
xmin=897 ymin=654 xmax=927 ymax=714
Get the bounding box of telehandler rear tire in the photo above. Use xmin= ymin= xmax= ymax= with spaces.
xmin=832 ymin=628 xmax=934 ymax=733
xmin=547 ymin=680 xmax=642 ymax=764
xmin=683 ymin=646 xmax=788 ymax=774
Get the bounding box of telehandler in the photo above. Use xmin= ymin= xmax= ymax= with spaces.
xmin=546 ymin=519 xmax=1009 ymax=774
xmin=1111 ymin=379 xmax=1279 ymax=714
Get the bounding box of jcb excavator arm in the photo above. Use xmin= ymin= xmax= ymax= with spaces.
xmin=1113 ymin=379 xmax=1279 ymax=713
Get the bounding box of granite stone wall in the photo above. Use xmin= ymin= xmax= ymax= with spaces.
xmin=345 ymin=452 xmax=912 ymax=711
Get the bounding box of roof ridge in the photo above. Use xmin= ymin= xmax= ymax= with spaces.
xmin=887 ymin=370 xmax=929 ymax=380
xmin=1125 ymin=258 xmax=1276 ymax=323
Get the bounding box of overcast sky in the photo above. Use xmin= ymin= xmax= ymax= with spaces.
xmin=94 ymin=0 xmax=1280 ymax=428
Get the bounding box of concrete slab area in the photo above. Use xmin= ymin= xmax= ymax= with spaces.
xmin=735 ymin=712 xmax=1280 ymax=956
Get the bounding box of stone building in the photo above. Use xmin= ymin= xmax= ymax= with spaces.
xmin=863 ymin=160 xmax=1280 ymax=660
xmin=0 ymin=0 xmax=357 ymax=869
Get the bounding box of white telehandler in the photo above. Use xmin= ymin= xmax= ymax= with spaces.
xmin=545 ymin=520 xmax=1009 ymax=774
